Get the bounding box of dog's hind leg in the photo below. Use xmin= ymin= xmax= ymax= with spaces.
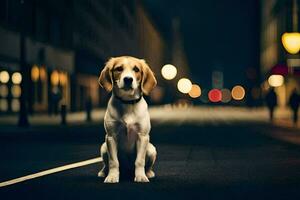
xmin=145 ymin=143 xmax=157 ymax=178
xmin=98 ymin=143 xmax=108 ymax=177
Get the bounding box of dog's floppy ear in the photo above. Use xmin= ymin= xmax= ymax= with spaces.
xmin=140 ymin=59 xmax=157 ymax=95
xmin=98 ymin=58 xmax=115 ymax=92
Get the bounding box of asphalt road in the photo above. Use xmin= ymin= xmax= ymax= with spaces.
xmin=1 ymin=121 xmax=300 ymax=200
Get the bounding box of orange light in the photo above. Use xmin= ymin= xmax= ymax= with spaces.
xmin=51 ymin=70 xmax=59 ymax=86
xmin=11 ymin=85 xmax=21 ymax=98
xmin=31 ymin=65 xmax=39 ymax=82
xmin=59 ymin=72 xmax=67 ymax=85
xmin=39 ymin=67 xmax=47 ymax=81
xmin=208 ymin=89 xmax=222 ymax=102
xmin=231 ymin=85 xmax=245 ymax=100
xmin=188 ymin=84 xmax=201 ymax=98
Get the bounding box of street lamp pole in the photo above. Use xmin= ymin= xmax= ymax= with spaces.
xmin=18 ymin=0 xmax=29 ymax=127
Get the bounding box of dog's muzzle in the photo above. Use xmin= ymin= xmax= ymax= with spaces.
xmin=123 ymin=77 xmax=133 ymax=90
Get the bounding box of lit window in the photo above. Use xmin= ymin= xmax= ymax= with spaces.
xmin=11 ymin=99 xmax=20 ymax=112
xmin=0 ymin=85 xmax=8 ymax=98
xmin=0 ymin=71 xmax=9 ymax=83
xmin=31 ymin=65 xmax=39 ymax=82
xmin=12 ymin=72 xmax=22 ymax=84
xmin=0 ymin=99 xmax=8 ymax=111
xmin=11 ymin=85 xmax=21 ymax=98
xmin=51 ymin=70 xmax=59 ymax=85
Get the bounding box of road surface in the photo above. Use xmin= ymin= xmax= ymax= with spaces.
xmin=1 ymin=107 xmax=300 ymax=199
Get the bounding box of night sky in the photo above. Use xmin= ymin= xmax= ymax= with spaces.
xmin=143 ymin=0 xmax=260 ymax=89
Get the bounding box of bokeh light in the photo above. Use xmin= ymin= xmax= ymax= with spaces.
xmin=208 ymin=89 xmax=222 ymax=102
xmin=281 ymin=32 xmax=300 ymax=54
xmin=12 ymin=72 xmax=22 ymax=84
xmin=0 ymin=71 xmax=10 ymax=83
xmin=0 ymin=99 xmax=8 ymax=111
xmin=231 ymin=85 xmax=245 ymax=100
xmin=177 ymin=78 xmax=192 ymax=94
xmin=268 ymin=75 xmax=284 ymax=87
xmin=221 ymin=89 xmax=231 ymax=103
xmin=59 ymin=72 xmax=67 ymax=85
xmin=39 ymin=67 xmax=47 ymax=81
xmin=11 ymin=85 xmax=21 ymax=98
xmin=161 ymin=64 xmax=177 ymax=80
xmin=31 ymin=65 xmax=39 ymax=82
xmin=11 ymin=99 xmax=20 ymax=112
xmin=188 ymin=84 xmax=201 ymax=98
xmin=0 ymin=85 xmax=8 ymax=97
xmin=51 ymin=70 xmax=60 ymax=86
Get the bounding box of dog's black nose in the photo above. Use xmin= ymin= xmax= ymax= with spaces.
xmin=124 ymin=77 xmax=133 ymax=85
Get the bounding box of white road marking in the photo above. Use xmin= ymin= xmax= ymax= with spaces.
xmin=0 ymin=157 xmax=103 ymax=188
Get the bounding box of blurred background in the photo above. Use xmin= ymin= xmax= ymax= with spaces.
xmin=0 ymin=0 xmax=299 ymax=126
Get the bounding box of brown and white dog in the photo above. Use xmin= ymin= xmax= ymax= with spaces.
xmin=98 ymin=56 xmax=157 ymax=183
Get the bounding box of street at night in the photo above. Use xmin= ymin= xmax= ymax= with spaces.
xmin=1 ymin=0 xmax=300 ymax=199
xmin=1 ymin=107 xmax=300 ymax=199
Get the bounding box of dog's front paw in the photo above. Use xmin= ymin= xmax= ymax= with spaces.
xmin=134 ymin=173 xmax=149 ymax=183
xmin=104 ymin=173 xmax=119 ymax=183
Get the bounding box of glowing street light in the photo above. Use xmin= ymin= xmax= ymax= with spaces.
xmin=0 ymin=71 xmax=9 ymax=83
xmin=177 ymin=78 xmax=192 ymax=94
xmin=282 ymin=32 xmax=300 ymax=54
xmin=231 ymin=85 xmax=245 ymax=100
xmin=188 ymin=84 xmax=201 ymax=98
xmin=282 ymin=0 xmax=300 ymax=54
xmin=161 ymin=64 xmax=177 ymax=80
xmin=268 ymin=75 xmax=284 ymax=87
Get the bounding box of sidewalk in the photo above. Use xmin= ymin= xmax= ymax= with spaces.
xmin=0 ymin=106 xmax=299 ymax=143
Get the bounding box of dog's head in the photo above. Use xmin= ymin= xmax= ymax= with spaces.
xmin=98 ymin=56 xmax=157 ymax=99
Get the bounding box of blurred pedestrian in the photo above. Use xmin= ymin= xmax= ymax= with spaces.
xmin=265 ymin=88 xmax=277 ymax=122
xmin=288 ymin=89 xmax=300 ymax=125
xmin=50 ymin=87 xmax=62 ymax=115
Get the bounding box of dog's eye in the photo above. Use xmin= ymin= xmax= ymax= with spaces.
xmin=133 ymin=66 xmax=140 ymax=72
xmin=115 ymin=66 xmax=123 ymax=72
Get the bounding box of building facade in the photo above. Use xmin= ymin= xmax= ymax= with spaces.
xmin=0 ymin=0 xmax=167 ymax=115
xmin=0 ymin=0 xmax=74 ymax=115
xmin=260 ymin=0 xmax=300 ymax=107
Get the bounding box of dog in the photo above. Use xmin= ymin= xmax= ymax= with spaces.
xmin=98 ymin=56 xmax=157 ymax=183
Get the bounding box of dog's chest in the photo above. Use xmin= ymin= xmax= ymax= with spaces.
xmin=118 ymin=119 xmax=140 ymax=151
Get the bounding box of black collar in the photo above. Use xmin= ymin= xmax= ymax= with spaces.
xmin=114 ymin=94 xmax=142 ymax=104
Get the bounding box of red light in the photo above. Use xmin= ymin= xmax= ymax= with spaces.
xmin=208 ymin=89 xmax=222 ymax=102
